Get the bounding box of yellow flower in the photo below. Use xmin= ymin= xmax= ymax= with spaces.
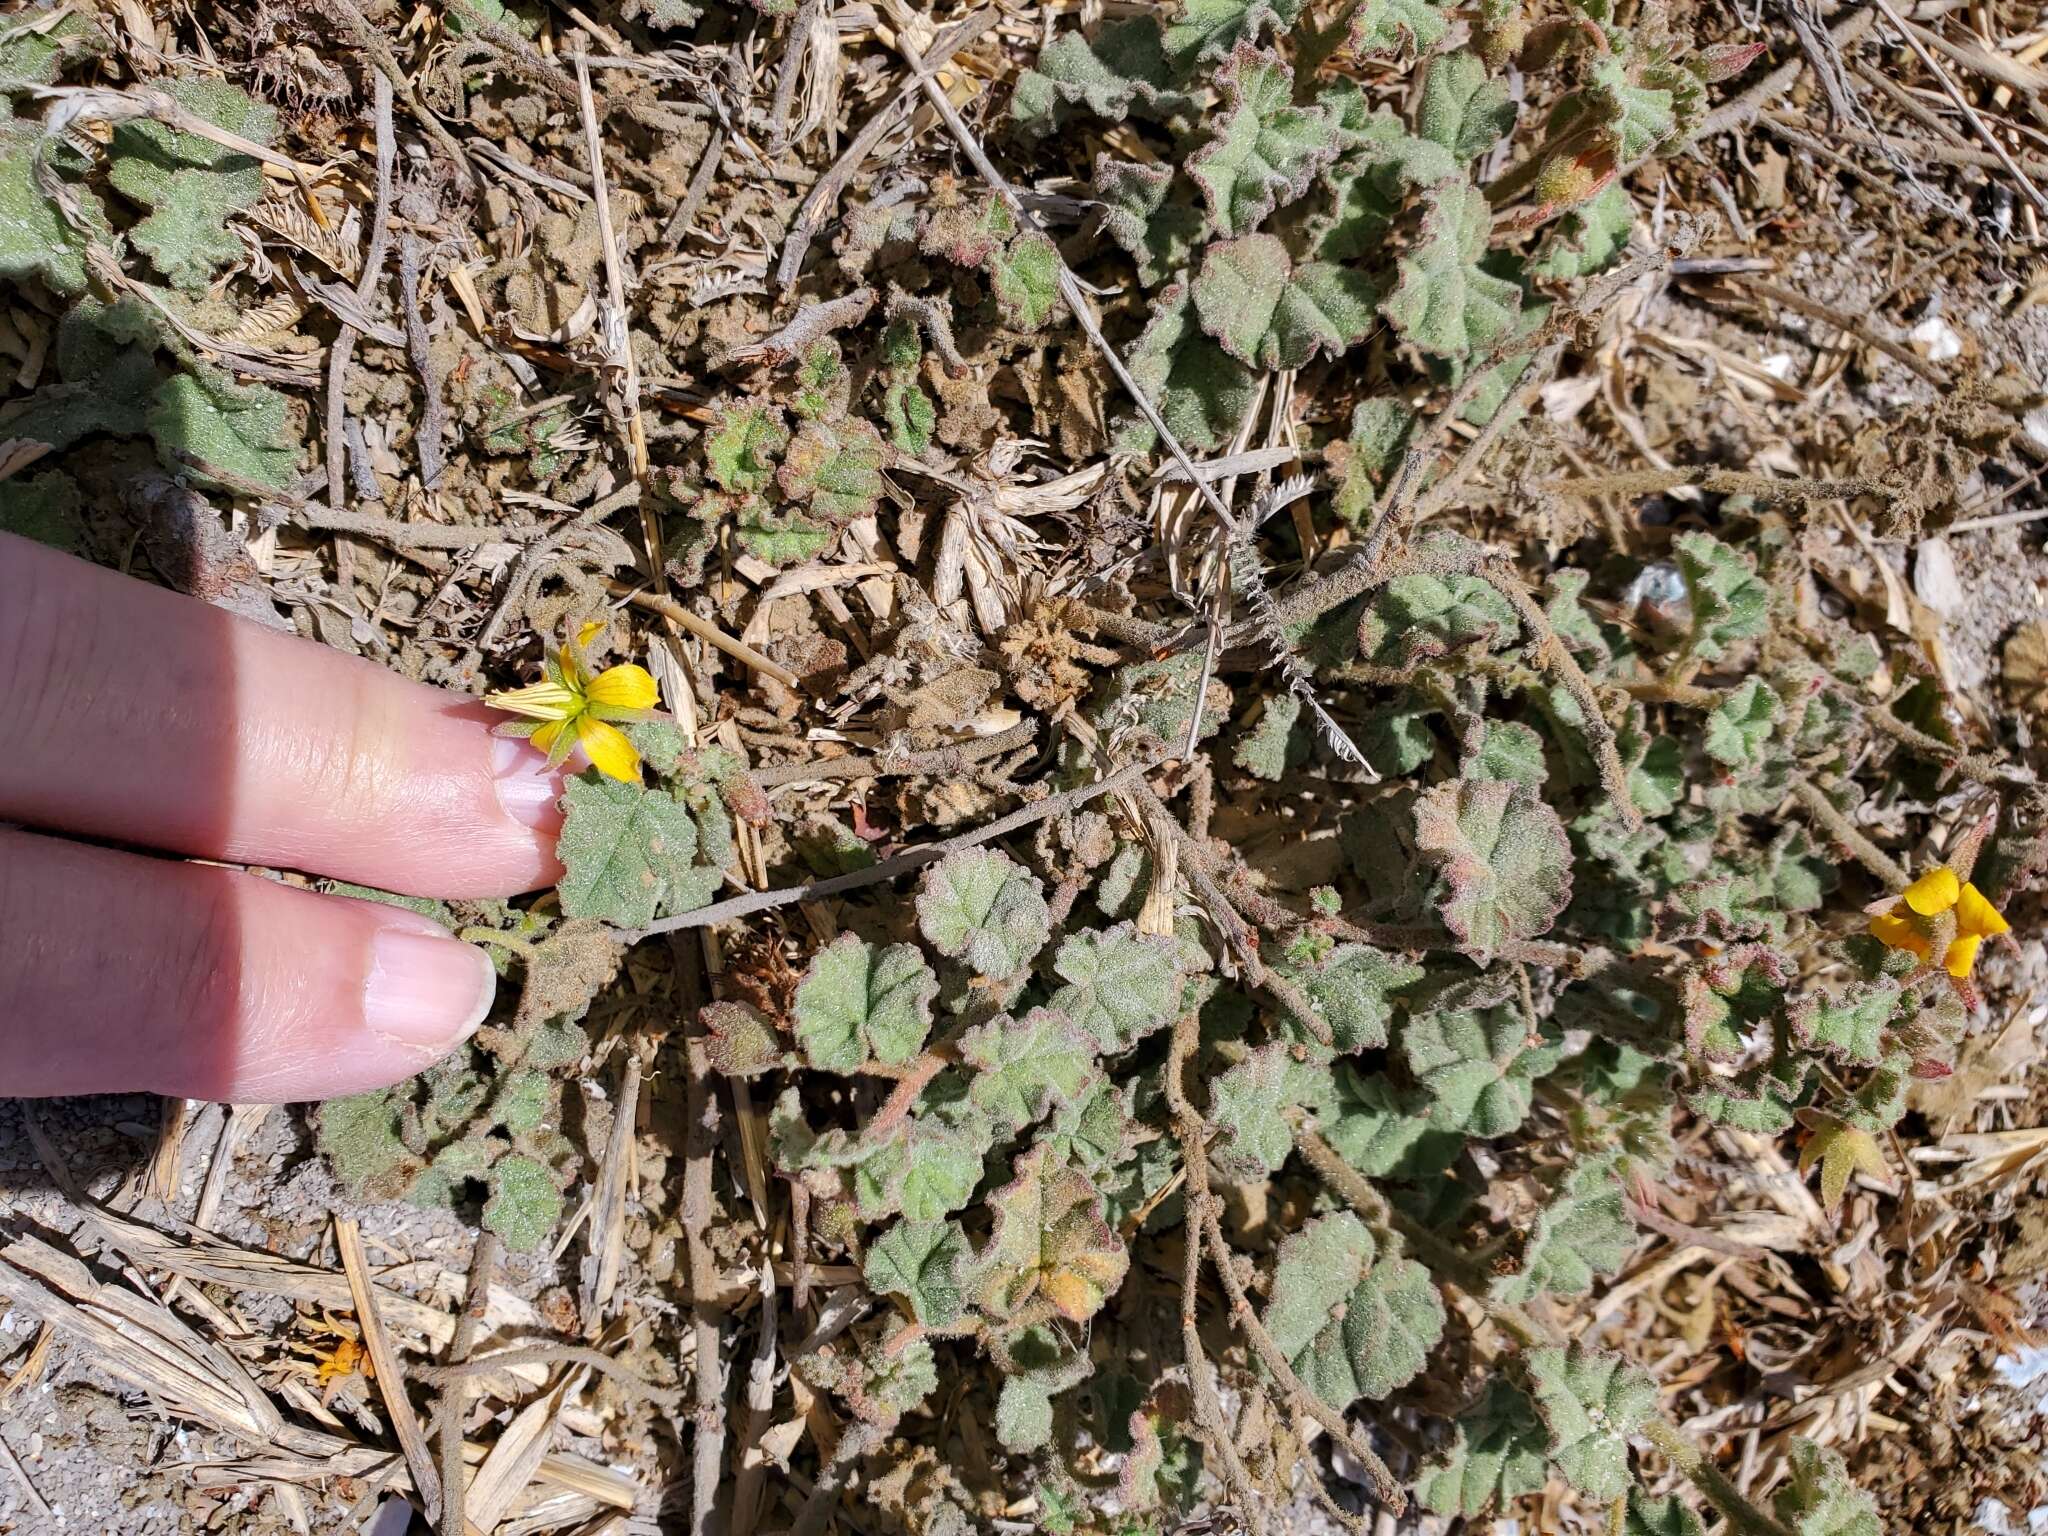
xmin=486 ymin=621 xmax=662 ymax=783
xmin=1866 ymin=865 xmax=2010 ymax=978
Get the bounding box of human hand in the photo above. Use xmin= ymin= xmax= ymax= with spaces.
xmin=0 ymin=531 xmax=572 ymax=1102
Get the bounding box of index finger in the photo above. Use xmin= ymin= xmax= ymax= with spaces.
xmin=0 ymin=532 xmax=566 ymax=898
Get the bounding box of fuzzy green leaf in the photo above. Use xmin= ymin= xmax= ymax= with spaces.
xmin=1416 ymin=1380 xmax=1549 ymax=1517
xmin=1687 ymin=1055 xmax=1811 ymax=1133
xmin=1672 ymin=532 xmax=1768 ymax=662
xmin=1347 ymin=0 xmax=1450 ymax=57
xmin=733 ymin=503 xmax=831 ymax=566
xmin=1208 ymin=1043 xmax=1300 ymax=1179
xmin=996 ymin=1376 xmax=1057 ymax=1451
xmin=483 ymin=1154 xmax=563 ymax=1252
xmin=1414 ymin=778 xmax=1573 ymax=963
xmin=916 ymin=848 xmax=1050 ymax=979
xmin=1466 ymin=719 xmax=1547 ymax=786
xmin=1162 ymin=0 xmax=1306 ymax=67
xmin=991 ymin=232 xmax=1062 ymax=329
xmin=960 ymin=1007 xmax=1099 ymax=1132
xmin=148 ymin=367 xmax=295 ymax=490
xmin=1704 ymin=677 xmax=1782 ymax=768
xmin=1589 ymin=58 xmax=1679 ymax=161
xmin=1277 ymin=942 xmax=1426 ymax=1053
xmin=1310 ymin=1063 xmax=1463 ymax=1178
xmin=1493 ymin=1154 xmax=1637 ymax=1303
xmin=1774 ymin=1438 xmax=1882 ymax=1536
xmin=1532 ymin=181 xmax=1634 ymax=280
xmin=0 ymin=470 xmax=84 ymax=551
xmin=1262 ymin=1211 xmax=1445 ymax=1410
xmin=1357 ymin=570 xmax=1518 ymax=665
xmin=704 ymin=400 xmax=787 ymax=493
xmin=778 ymin=417 xmax=885 ymax=524
xmin=1235 ymin=692 xmax=1307 ymax=779
xmin=1625 ymin=1491 xmax=1707 ymax=1536
xmin=1419 ymin=51 xmax=1515 ymax=161
xmin=862 ymin=1329 xmax=939 ymax=1417
xmin=1048 ymin=921 xmax=1182 ymax=1051
xmin=865 ymin=1219 xmax=972 ymax=1327
xmin=975 ymin=1144 xmax=1129 ymax=1322
xmin=792 ymin=934 xmax=938 ymax=1072
xmin=1331 ymin=398 xmax=1418 ymax=525
xmin=1121 ymin=283 xmax=1260 ymax=453
xmin=1403 ymin=1004 xmax=1561 ymax=1136
xmin=1316 ymin=123 xmax=1460 ymax=262
xmin=1009 ymin=16 xmax=1189 ymax=135
xmin=0 ymin=12 xmax=101 ymax=93
xmin=1524 ymin=1344 xmax=1658 ymax=1500
xmin=1381 ymin=180 xmax=1521 ymax=358
xmin=1192 ymin=232 xmax=1379 ymax=369
xmin=555 ymin=778 xmax=705 ymax=927
xmin=1188 ymin=46 xmax=1338 ymax=237
xmin=1095 ymin=157 xmax=1209 ymax=288
xmin=0 ymin=126 xmax=105 ymax=297
xmin=108 ymin=80 xmax=274 ymax=292
xmin=317 ymin=1088 xmax=415 ymax=1194
xmin=1790 ymin=981 xmax=1900 ymax=1066
xmin=1044 ymin=1077 xmax=1133 ymax=1173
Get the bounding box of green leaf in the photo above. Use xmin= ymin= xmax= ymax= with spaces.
xmin=1417 ymin=1380 xmax=1549 ymax=1517
xmin=1524 ymin=1344 xmax=1657 ymax=1500
xmin=1492 ymin=1154 xmax=1636 ymax=1303
xmin=975 ymin=1144 xmax=1129 ymax=1322
xmin=0 ymin=470 xmax=84 ymax=551
xmin=1047 ymin=921 xmax=1182 ymax=1051
xmin=1187 ymin=46 xmax=1338 ymax=237
xmin=960 ymin=1007 xmax=1099 ymax=1132
xmin=1359 ymin=698 xmax=1439 ymax=776
xmin=1418 ymin=51 xmax=1514 ymax=160
xmin=1347 ymin=0 xmax=1450 ymax=57
xmin=555 ymin=778 xmax=706 ymax=927
xmin=1624 ymin=1490 xmax=1707 ymax=1536
xmin=1095 ymin=156 xmax=1209 ymax=288
xmin=483 ymin=1154 xmax=563 ymax=1252
xmin=1043 ymin=1077 xmax=1133 ymax=1173
xmin=1310 ymin=1063 xmax=1463 ymax=1178
xmin=792 ymin=934 xmax=938 ymax=1072
xmin=1403 ymin=1004 xmax=1561 ymax=1136
xmin=1207 ymin=1043 xmax=1299 ymax=1179
xmin=778 ymin=417 xmax=884 ymax=524
xmin=147 ymin=367 xmax=295 ymax=490
xmin=1380 ymin=180 xmax=1521 ymax=358
xmin=1687 ymin=1055 xmax=1811 ymax=1133
xmin=1235 ymin=692 xmax=1307 ymax=779
xmin=1672 ymin=532 xmax=1768 ymax=661
xmin=1330 ymin=398 xmax=1418 ymax=525
xmin=1704 ymin=677 xmax=1782 ymax=768
xmin=916 ymin=848 xmax=1050 ymax=979
xmin=1009 ymin=16 xmax=1190 ymax=136
xmin=1262 ymin=1211 xmax=1445 ymax=1410
xmin=1276 ymin=942 xmax=1425 ymax=1052
xmin=1192 ymin=233 xmax=1379 ymax=369
xmin=733 ymin=502 xmax=831 ymax=566
xmin=865 ymin=1219 xmax=972 ymax=1326
xmin=0 ymin=124 xmax=105 ymax=297
xmin=108 ymin=80 xmax=274 ymax=292
xmin=1413 ymin=779 xmax=1573 ymax=963
xmin=1120 ymin=283 xmax=1260 ymax=453
xmin=1589 ymin=57 xmax=1679 ymax=161
xmin=1316 ymin=122 xmax=1460 ymax=262
xmin=1797 ymin=1112 xmax=1887 ymax=1212
xmin=317 ymin=1088 xmax=416 ymax=1194
xmin=1773 ymin=1437 xmax=1882 ymax=1536
xmin=702 ymin=1000 xmax=785 ymax=1077
xmin=996 ymin=1375 xmax=1057 ymax=1451
xmin=1162 ymin=0 xmax=1306 ymax=68
xmin=991 ymin=231 xmax=1061 ymax=329
xmin=1466 ymin=719 xmax=1547 ymax=786
xmin=496 ymin=1068 xmax=551 ymax=1134
xmin=862 ymin=1328 xmax=939 ymax=1417
xmin=703 ymin=400 xmax=787 ymax=493
xmin=0 ymin=11 xmax=101 ymax=93
xmin=1681 ymin=942 xmax=1789 ymax=1060
xmin=1532 ymin=180 xmax=1634 ymax=280
xmin=1357 ymin=570 xmax=1518 ymax=666
xmin=1790 ymin=981 xmax=1901 ymax=1065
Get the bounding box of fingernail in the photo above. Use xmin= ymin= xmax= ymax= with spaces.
xmin=492 ymin=735 xmax=562 ymax=831
xmin=364 ymin=929 xmax=496 ymax=1051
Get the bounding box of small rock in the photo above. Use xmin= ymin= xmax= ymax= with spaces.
xmin=1913 ymin=536 xmax=1965 ymax=617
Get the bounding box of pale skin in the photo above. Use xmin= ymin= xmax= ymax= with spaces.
xmin=0 ymin=531 xmax=574 ymax=1101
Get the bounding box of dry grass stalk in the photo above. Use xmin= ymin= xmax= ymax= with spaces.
xmin=337 ymin=1216 xmax=444 ymax=1522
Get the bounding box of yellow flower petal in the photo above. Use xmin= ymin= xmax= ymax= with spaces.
xmin=577 ymin=715 xmax=642 ymax=783
xmin=577 ymin=619 xmax=606 ymax=650
xmin=1955 ymin=881 xmax=2010 ymax=940
xmin=1943 ymin=933 xmax=1983 ymax=978
xmin=485 ymin=681 xmax=580 ymax=721
xmin=586 ymin=662 xmax=660 ymax=711
xmin=531 ymin=717 xmax=579 ymax=769
xmin=1902 ymin=866 xmax=1960 ymax=916
xmin=1867 ymin=908 xmax=1930 ymax=959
